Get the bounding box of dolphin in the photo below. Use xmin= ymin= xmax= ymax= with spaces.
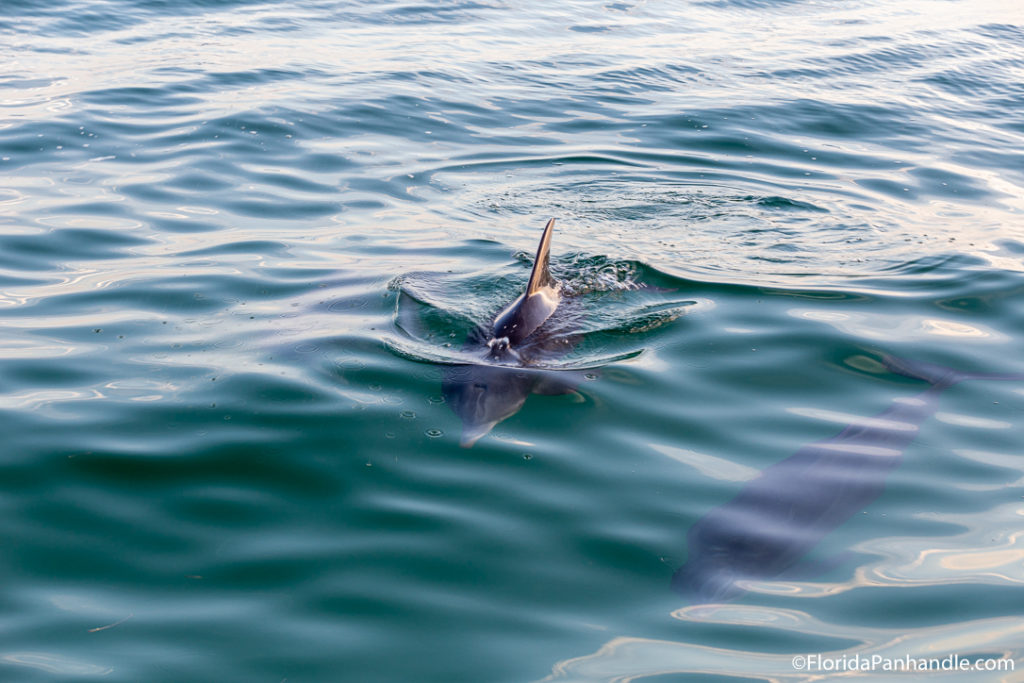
xmin=442 ymin=218 xmax=578 ymax=447
xmin=672 ymin=355 xmax=1024 ymax=604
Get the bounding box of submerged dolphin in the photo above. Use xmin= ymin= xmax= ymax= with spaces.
xmin=442 ymin=218 xmax=577 ymax=447
xmin=673 ymin=355 xmax=1024 ymax=604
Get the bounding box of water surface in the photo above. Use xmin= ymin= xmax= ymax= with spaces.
xmin=1 ymin=0 xmax=1023 ymax=680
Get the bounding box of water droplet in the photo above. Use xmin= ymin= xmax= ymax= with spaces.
xmin=400 ymin=410 xmax=416 ymax=419
xmin=426 ymin=429 xmax=443 ymax=438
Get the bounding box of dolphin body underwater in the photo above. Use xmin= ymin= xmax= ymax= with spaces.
xmin=672 ymin=355 xmax=1024 ymax=604
xmin=442 ymin=218 xmax=579 ymax=447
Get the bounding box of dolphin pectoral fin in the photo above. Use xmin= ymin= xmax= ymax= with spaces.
xmin=460 ymin=421 xmax=498 ymax=448
xmin=526 ymin=218 xmax=556 ymax=296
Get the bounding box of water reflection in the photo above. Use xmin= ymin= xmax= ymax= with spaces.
xmin=791 ymin=309 xmax=1006 ymax=343
xmin=541 ymin=605 xmax=1023 ymax=682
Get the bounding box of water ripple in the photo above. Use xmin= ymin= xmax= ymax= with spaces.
xmin=2 ymin=0 xmax=1024 ymax=681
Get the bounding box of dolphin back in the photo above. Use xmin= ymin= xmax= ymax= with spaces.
xmin=672 ymin=355 xmax=1024 ymax=603
xmin=490 ymin=218 xmax=561 ymax=346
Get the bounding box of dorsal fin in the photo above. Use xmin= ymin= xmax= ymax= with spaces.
xmin=488 ymin=218 xmax=561 ymax=346
xmin=526 ymin=218 xmax=555 ymax=295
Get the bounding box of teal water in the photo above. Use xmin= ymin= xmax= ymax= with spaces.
xmin=2 ymin=0 xmax=1024 ymax=680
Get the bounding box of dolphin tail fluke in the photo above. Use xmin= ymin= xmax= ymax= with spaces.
xmin=881 ymin=354 xmax=1024 ymax=388
xmin=526 ymin=218 xmax=556 ymax=295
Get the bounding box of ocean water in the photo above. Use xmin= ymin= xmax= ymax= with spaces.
xmin=2 ymin=0 xmax=1023 ymax=680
